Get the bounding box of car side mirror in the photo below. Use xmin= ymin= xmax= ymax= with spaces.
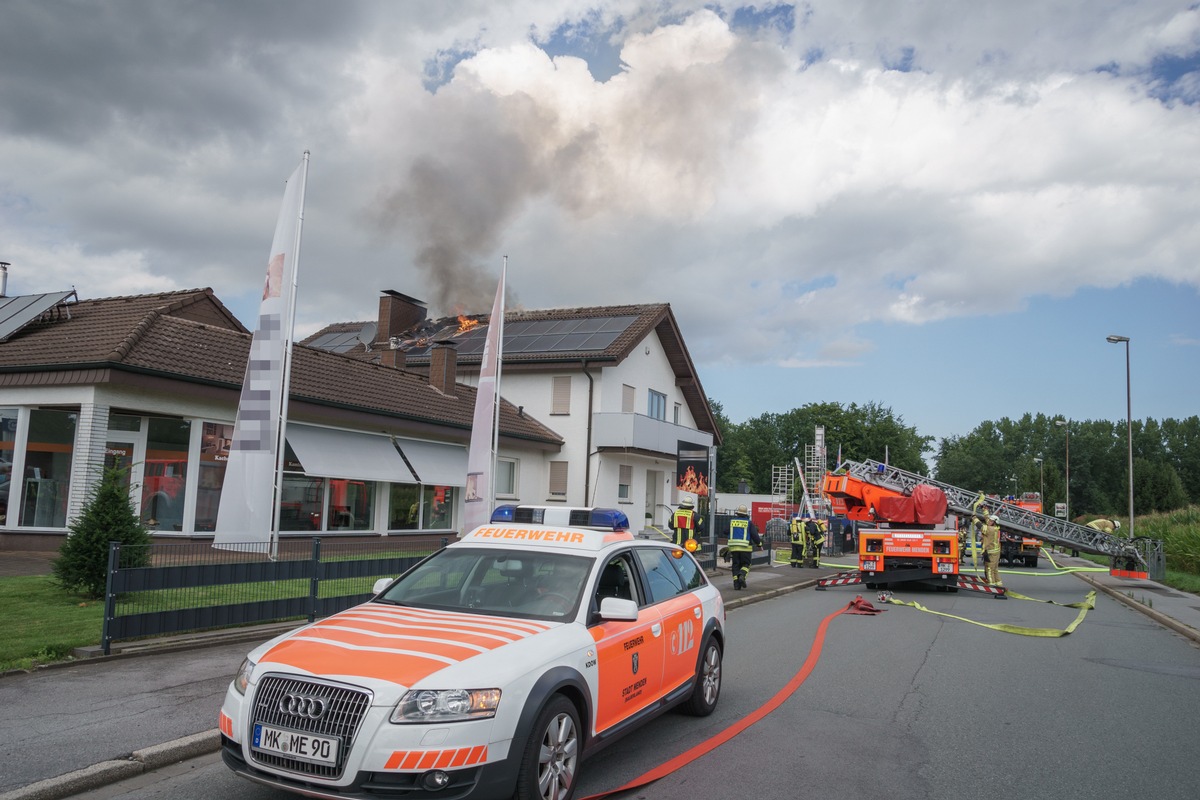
xmin=372 ymin=577 xmax=394 ymax=595
xmin=598 ymin=596 xmax=638 ymax=621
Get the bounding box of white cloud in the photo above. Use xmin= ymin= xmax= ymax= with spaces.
xmin=1 ymin=0 xmax=1198 ymax=374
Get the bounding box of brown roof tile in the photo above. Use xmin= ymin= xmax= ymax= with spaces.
xmin=0 ymin=289 xmax=562 ymax=447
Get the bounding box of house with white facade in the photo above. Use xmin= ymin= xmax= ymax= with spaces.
xmin=306 ymin=291 xmax=722 ymax=533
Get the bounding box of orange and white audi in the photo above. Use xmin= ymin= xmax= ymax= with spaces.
xmin=219 ymin=505 xmax=726 ymax=800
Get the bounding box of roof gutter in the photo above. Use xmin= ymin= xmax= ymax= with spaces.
xmin=583 ymin=360 xmax=594 ymax=505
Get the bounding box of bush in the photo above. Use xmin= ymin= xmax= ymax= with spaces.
xmin=52 ymin=466 xmax=151 ymax=598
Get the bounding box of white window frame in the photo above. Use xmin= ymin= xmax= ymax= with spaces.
xmin=618 ymin=464 xmax=632 ymax=501
xmin=495 ymin=456 xmax=518 ymax=498
xmin=648 ymin=390 xmax=667 ymax=421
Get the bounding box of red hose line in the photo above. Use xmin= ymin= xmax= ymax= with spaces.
xmin=579 ymin=602 xmax=850 ymax=800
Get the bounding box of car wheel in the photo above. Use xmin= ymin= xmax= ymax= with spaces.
xmin=515 ymin=695 xmax=580 ymax=800
xmin=681 ymin=637 xmax=722 ymax=717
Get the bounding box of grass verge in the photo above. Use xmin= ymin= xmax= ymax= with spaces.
xmin=0 ymin=576 xmax=104 ymax=671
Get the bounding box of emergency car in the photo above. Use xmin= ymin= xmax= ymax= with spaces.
xmin=219 ymin=505 xmax=726 ymax=800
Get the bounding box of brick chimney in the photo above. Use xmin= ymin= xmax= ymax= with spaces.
xmin=429 ymin=341 xmax=458 ymax=396
xmin=377 ymin=290 xmax=426 ymax=367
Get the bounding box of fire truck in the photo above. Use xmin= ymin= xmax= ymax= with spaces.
xmin=822 ymin=459 xmax=1162 ymax=581
xmin=997 ymin=492 xmax=1043 ymax=567
xmin=818 ymin=471 xmax=1002 ymax=596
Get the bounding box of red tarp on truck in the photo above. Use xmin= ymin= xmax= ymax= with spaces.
xmin=874 ymin=484 xmax=948 ymax=524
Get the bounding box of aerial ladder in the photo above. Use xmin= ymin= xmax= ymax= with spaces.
xmin=836 ymin=459 xmax=1164 ymax=580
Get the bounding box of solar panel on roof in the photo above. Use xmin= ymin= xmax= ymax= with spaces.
xmin=546 ymin=319 xmax=583 ymax=334
xmin=390 ymin=313 xmax=641 ymax=358
xmin=579 ymin=331 xmax=622 ymax=350
xmin=572 ymin=318 xmax=608 ymax=333
xmin=0 ymin=291 xmax=77 ymax=342
xmin=308 ymin=331 xmax=368 ymax=353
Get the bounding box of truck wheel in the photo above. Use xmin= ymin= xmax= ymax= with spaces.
xmin=515 ymin=695 xmax=579 ymax=800
xmin=681 ymin=637 xmax=722 ymax=717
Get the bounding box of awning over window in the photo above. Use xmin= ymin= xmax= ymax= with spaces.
xmin=285 ymin=424 xmax=416 ymax=483
xmin=392 ymin=437 xmax=468 ymax=487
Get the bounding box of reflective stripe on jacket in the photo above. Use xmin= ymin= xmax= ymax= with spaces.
xmin=728 ymin=517 xmax=752 ymax=551
xmin=673 ymin=508 xmax=696 ymax=532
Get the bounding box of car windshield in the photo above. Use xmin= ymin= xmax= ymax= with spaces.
xmin=376 ymin=547 xmax=593 ymax=621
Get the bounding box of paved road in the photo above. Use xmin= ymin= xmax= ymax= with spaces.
xmin=2 ymin=551 xmax=1198 ymax=799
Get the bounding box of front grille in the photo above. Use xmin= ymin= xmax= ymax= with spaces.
xmin=249 ymin=674 xmax=372 ymax=779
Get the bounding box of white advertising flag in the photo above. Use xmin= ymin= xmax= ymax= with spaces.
xmin=213 ymin=154 xmax=309 ymax=551
xmin=462 ymin=260 xmax=507 ymax=535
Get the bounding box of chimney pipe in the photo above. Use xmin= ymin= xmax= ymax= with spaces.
xmin=429 ymin=340 xmax=458 ymax=396
xmin=0 ymin=262 xmax=9 ymax=298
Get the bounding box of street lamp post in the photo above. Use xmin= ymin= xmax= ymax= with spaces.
xmin=1055 ymin=419 xmax=1070 ymax=521
xmin=1107 ymin=335 xmax=1134 ymax=540
xmin=1034 ymin=456 xmax=1044 ymax=507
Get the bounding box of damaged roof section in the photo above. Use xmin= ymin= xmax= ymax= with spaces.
xmin=303 ymin=293 xmax=721 ymax=444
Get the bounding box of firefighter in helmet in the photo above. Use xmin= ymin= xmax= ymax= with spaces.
xmin=981 ymin=513 xmax=1003 ymax=586
xmin=1086 ymin=518 xmax=1121 ymax=535
xmin=804 ymin=517 xmax=826 ymax=568
xmin=670 ymin=496 xmax=703 ymax=548
xmin=728 ymin=504 xmax=763 ymax=590
xmin=789 ymin=515 xmax=806 ymax=568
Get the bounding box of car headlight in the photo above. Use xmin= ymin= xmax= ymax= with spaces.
xmin=233 ymin=657 xmax=256 ymax=695
xmin=391 ymin=689 xmax=501 ymax=723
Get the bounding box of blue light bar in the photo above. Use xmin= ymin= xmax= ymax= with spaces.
xmin=588 ymin=509 xmax=630 ymax=530
xmin=488 ymin=505 xmax=630 ymax=530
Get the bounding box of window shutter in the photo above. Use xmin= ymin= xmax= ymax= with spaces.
xmin=617 ymin=464 xmax=632 ymax=500
xmin=551 ymin=376 xmax=571 ymax=414
xmin=549 ymin=461 xmax=568 ymax=496
xmin=622 ymin=384 xmax=635 ymax=413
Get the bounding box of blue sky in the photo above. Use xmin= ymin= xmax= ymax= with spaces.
xmin=1 ymin=1 xmax=1197 ymax=447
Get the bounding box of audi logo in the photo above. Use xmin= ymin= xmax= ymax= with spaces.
xmin=278 ymin=693 xmax=328 ymax=719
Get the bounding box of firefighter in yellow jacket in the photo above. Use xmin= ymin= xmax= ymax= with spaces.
xmin=728 ymin=505 xmax=763 ymax=589
xmin=981 ymin=514 xmax=1002 ymax=586
xmin=670 ymin=496 xmax=702 ymax=547
xmin=788 ymin=516 xmax=805 ymax=568
xmin=804 ymin=517 xmax=826 ymax=568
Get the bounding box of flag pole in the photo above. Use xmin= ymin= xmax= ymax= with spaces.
xmin=268 ymin=150 xmax=309 ymax=560
xmin=488 ymin=256 xmax=507 ymax=518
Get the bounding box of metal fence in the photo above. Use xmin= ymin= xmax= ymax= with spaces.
xmin=101 ymin=537 xmax=445 ymax=654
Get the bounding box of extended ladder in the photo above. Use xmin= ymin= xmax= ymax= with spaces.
xmin=841 ymin=459 xmax=1162 ymax=578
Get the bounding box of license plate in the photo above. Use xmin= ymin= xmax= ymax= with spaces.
xmin=253 ymin=723 xmax=339 ymax=766
xmin=937 ymin=562 xmax=953 ymax=574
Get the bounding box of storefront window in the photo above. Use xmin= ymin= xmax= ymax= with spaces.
xmin=20 ymin=408 xmax=77 ymax=528
xmin=141 ymin=417 xmax=191 ymax=531
xmin=195 ymin=422 xmax=233 ymax=531
xmin=328 ymin=478 xmax=376 ymax=530
xmin=0 ymin=408 xmax=18 ymax=525
xmin=280 ymin=473 xmax=324 ymax=531
xmin=388 ymin=484 xmax=421 ymax=531
xmin=423 ymin=485 xmax=458 ymax=530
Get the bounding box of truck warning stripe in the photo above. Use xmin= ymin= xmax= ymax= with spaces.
xmin=384 ymin=746 xmax=489 ymax=771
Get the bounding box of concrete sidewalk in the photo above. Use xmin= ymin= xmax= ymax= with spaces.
xmin=1 ymin=551 xmax=1197 ymax=800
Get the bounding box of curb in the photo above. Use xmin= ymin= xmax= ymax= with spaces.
xmin=0 ymin=731 xmax=220 ymax=800
xmin=724 ymin=575 xmax=819 ymax=610
xmin=1074 ymin=572 xmax=1200 ymax=647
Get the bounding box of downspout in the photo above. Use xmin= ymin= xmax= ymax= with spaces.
xmin=583 ymin=361 xmax=594 ymax=505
